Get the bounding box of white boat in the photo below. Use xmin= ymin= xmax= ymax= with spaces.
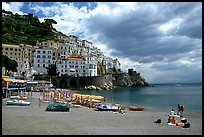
xmin=6 ymin=99 xmax=31 ymax=106
xmin=95 ymin=104 xmax=119 ymax=111
xmin=176 ymin=83 xmax=181 ymax=87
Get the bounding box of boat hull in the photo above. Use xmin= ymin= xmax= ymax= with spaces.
xmin=45 ymin=102 xmax=70 ymax=112
xmin=6 ymin=99 xmax=31 ymax=106
xmin=95 ymin=105 xmax=118 ymax=111
xmin=129 ymin=107 xmax=144 ymax=111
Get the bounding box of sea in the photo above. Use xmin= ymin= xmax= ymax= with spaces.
xmin=76 ymin=83 xmax=202 ymax=113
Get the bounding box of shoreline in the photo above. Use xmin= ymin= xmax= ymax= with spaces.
xmin=2 ymin=94 xmax=202 ymax=135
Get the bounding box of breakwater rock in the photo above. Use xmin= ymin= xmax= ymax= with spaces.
xmin=84 ymin=81 xmax=115 ymax=90
xmin=112 ymin=69 xmax=149 ymax=87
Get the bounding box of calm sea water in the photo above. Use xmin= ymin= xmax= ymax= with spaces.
xmin=77 ymin=83 xmax=202 ymax=113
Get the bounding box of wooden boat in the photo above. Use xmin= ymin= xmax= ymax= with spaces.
xmin=129 ymin=106 xmax=144 ymax=111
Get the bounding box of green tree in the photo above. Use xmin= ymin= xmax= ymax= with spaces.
xmin=44 ymin=18 xmax=57 ymax=25
xmin=45 ymin=64 xmax=59 ymax=77
xmin=2 ymin=55 xmax=18 ymax=72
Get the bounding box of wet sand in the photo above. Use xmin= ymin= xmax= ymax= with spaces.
xmin=2 ymin=93 xmax=202 ymax=135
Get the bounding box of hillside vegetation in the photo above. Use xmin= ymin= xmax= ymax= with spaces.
xmin=2 ymin=9 xmax=66 ymax=45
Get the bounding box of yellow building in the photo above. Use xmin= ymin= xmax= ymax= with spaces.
xmin=2 ymin=44 xmax=34 ymax=75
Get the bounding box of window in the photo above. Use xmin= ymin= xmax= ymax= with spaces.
xmin=10 ymin=48 xmax=13 ymax=51
xmin=15 ymin=49 xmax=17 ymax=51
xmin=43 ymin=64 xmax=45 ymax=67
xmin=38 ymin=60 xmax=40 ymax=62
xmin=38 ymin=64 xmax=40 ymax=67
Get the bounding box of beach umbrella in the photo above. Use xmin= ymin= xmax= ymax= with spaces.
xmin=89 ymin=95 xmax=104 ymax=99
xmin=94 ymin=95 xmax=104 ymax=99
xmin=81 ymin=94 xmax=90 ymax=99
xmin=72 ymin=93 xmax=81 ymax=97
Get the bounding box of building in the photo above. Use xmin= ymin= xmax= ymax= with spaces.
xmin=56 ymin=57 xmax=88 ymax=77
xmin=2 ymin=34 xmax=121 ymax=78
xmin=2 ymin=44 xmax=31 ymax=75
xmin=33 ymin=47 xmax=53 ymax=74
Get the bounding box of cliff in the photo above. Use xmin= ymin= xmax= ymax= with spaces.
xmin=112 ymin=69 xmax=149 ymax=87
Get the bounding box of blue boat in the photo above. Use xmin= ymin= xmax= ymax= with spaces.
xmin=45 ymin=102 xmax=70 ymax=112
xmin=95 ymin=105 xmax=118 ymax=111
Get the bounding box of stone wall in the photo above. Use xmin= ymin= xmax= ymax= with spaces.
xmin=51 ymin=74 xmax=113 ymax=89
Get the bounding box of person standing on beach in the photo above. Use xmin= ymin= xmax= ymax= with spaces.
xmin=177 ymin=104 xmax=184 ymax=117
xmin=38 ymin=95 xmax=43 ymax=107
xmin=177 ymin=104 xmax=181 ymax=115
xmin=110 ymin=97 xmax=114 ymax=106
xmin=103 ymin=96 xmax=106 ymax=105
xmin=180 ymin=105 xmax=184 ymax=117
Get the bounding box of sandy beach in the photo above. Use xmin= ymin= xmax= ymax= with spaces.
xmin=2 ymin=92 xmax=202 ymax=135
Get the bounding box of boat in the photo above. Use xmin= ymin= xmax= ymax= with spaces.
xmin=129 ymin=106 xmax=144 ymax=111
xmin=70 ymin=104 xmax=81 ymax=108
xmin=176 ymin=83 xmax=181 ymax=87
xmin=95 ymin=104 xmax=119 ymax=111
xmin=45 ymin=102 xmax=70 ymax=112
xmin=6 ymin=98 xmax=31 ymax=106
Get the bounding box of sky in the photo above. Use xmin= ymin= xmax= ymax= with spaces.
xmin=2 ymin=2 xmax=202 ymax=84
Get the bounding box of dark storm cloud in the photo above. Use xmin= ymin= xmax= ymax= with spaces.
xmin=85 ymin=2 xmax=202 ymax=63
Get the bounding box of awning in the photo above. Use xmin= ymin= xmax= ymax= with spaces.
xmin=2 ymin=77 xmax=13 ymax=82
xmin=10 ymin=79 xmax=27 ymax=83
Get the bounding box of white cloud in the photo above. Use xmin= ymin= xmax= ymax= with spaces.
xmin=159 ymin=17 xmax=183 ymax=34
xmin=2 ymin=2 xmax=24 ymax=14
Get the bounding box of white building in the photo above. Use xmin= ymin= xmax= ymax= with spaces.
xmin=56 ymin=57 xmax=88 ymax=77
xmin=112 ymin=58 xmax=121 ymax=71
xmin=85 ymin=56 xmax=98 ymax=76
xmin=56 ymin=56 xmax=97 ymax=77
xmin=33 ymin=48 xmax=53 ymax=74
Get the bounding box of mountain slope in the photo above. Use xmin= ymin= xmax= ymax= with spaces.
xmin=2 ymin=9 xmax=66 ymax=45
